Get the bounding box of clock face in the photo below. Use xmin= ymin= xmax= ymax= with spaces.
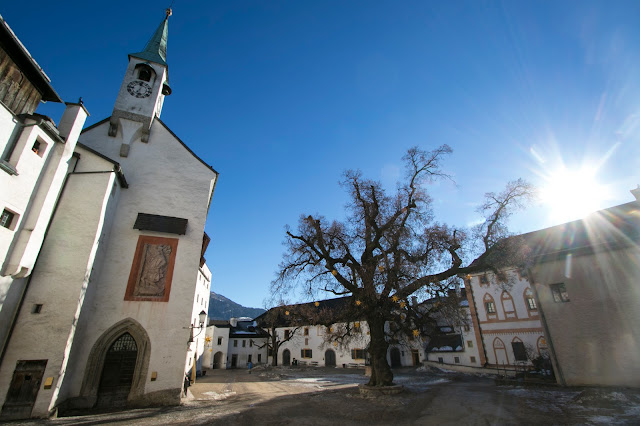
xmin=127 ymin=81 xmax=153 ymax=98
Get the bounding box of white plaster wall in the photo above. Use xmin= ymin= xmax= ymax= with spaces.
xmin=276 ymin=323 xmax=370 ymax=368
xmin=227 ymin=336 xmax=268 ymax=368
xmin=0 ymin=125 xmax=58 ymax=266
xmin=0 ymin=167 xmax=116 ymax=418
xmin=532 ymin=245 xmax=640 ymax=387
xmin=3 ymin=109 xmax=87 ymax=279
xmin=204 ymin=326 xmax=230 ymax=369
xmin=63 ymin=118 xmax=217 ymax=402
xmin=184 ymin=264 xmax=212 ymax=376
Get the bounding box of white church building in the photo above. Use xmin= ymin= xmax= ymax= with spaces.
xmin=0 ymin=10 xmax=218 ymax=419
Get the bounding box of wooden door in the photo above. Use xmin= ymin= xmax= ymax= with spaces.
xmin=282 ymin=349 xmax=290 ymax=366
xmin=411 ymin=350 xmax=420 ymax=366
xmin=0 ymin=360 xmax=47 ymax=420
xmin=324 ymin=350 xmax=336 ymax=367
xmin=390 ymin=348 xmax=402 ymax=368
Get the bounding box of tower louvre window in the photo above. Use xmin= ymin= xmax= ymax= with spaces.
xmin=138 ymin=68 xmax=152 ymax=82
xmin=134 ymin=63 xmax=156 ymax=83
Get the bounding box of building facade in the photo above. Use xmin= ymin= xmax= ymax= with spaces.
xmin=203 ymin=318 xmax=268 ymax=369
xmin=0 ymin=11 xmax=219 ymax=419
xmin=465 ymin=269 xmax=546 ymax=369
xmin=529 ymin=194 xmax=640 ymax=387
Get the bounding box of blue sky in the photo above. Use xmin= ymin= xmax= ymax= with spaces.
xmin=3 ymin=1 xmax=639 ymax=309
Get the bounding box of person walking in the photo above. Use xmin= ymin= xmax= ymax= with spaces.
xmin=248 ymin=361 xmax=253 ymax=374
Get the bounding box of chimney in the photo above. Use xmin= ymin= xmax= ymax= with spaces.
xmin=58 ymin=101 xmax=89 ymax=147
xmin=411 ymin=296 xmax=418 ymax=306
xmin=631 ymin=185 xmax=640 ymax=202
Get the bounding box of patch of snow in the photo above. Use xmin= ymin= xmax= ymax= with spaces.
xmin=587 ymin=415 xmax=618 ymax=424
xmin=202 ymin=390 xmax=237 ymax=401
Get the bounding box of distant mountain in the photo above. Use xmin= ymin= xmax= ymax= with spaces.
xmin=208 ymin=292 xmax=265 ymax=320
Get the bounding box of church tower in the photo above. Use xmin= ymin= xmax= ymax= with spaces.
xmin=108 ymin=8 xmax=173 ymax=156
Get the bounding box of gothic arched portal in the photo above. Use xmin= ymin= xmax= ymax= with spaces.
xmin=79 ymin=318 xmax=151 ymax=408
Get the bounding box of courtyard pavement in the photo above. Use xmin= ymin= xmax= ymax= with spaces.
xmin=7 ymin=366 xmax=640 ymax=425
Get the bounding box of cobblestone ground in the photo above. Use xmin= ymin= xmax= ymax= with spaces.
xmin=8 ymin=366 xmax=640 ymax=425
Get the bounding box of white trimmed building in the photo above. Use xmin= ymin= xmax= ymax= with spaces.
xmin=0 ymin=11 xmax=219 ymax=419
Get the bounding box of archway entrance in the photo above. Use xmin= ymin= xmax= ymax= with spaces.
xmin=96 ymin=333 xmax=138 ymax=407
xmin=213 ymin=352 xmax=224 ymax=369
xmin=324 ymin=349 xmax=336 ymax=367
xmin=390 ymin=347 xmax=402 ymax=368
xmin=282 ymin=349 xmax=291 ymax=366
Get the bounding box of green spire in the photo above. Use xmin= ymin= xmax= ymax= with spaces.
xmin=130 ymin=9 xmax=171 ymax=66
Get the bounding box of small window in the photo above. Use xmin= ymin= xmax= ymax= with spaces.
xmin=32 ymin=140 xmax=44 ymax=156
xmin=250 ymin=340 xmax=253 ymax=347
xmin=31 ymin=139 xmax=47 ymax=157
xmin=242 ymin=340 xmax=246 ymax=347
xmin=217 ymin=337 xmax=222 ymax=345
xmin=463 ymin=325 xmax=470 ymax=332
xmin=550 ymin=283 xmax=569 ymax=303
xmin=354 ymin=322 xmax=361 ymax=331
xmin=454 ymin=357 xmax=460 ymax=364
xmin=304 ymin=328 xmax=309 ymax=336
xmin=480 ymin=275 xmax=489 ymax=285
xmin=268 ymin=348 xmax=273 ymax=356
xmin=351 ymin=349 xmax=365 ymax=359
xmin=1 ymin=209 xmax=16 ymax=229
xmin=247 ymin=354 xmax=252 ymax=363
xmin=438 ymin=357 xmax=444 ymax=364
xmin=305 ymin=338 xmax=308 ymax=346
xmin=485 ymin=301 xmax=496 ymax=314
xmin=301 ymin=349 xmax=312 ymax=358
xmin=258 ymin=354 xmax=262 ymax=363
xmin=32 ymin=304 xmax=43 ymax=314
xmin=526 ymin=296 xmax=537 ymax=310
xmin=284 ymin=330 xmax=290 ymax=339
xmin=470 ymin=356 xmax=476 ymax=363
xmin=467 ymin=340 xmax=473 ymax=348
xmin=234 ymin=340 xmax=238 ymax=347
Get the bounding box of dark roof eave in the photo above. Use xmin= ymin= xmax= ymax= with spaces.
xmin=0 ymin=15 xmax=62 ymax=103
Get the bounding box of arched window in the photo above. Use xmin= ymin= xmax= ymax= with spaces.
xmin=524 ymin=288 xmax=538 ymax=313
xmin=134 ymin=63 xmax=156 ymax=83
xmin=536 ymin=336 xmax=548 ymax=355
xmin=501 ymin=291 xmax=517 ymax=319
xmin=511 ymin=337 xmax=527 ymax=362
xmin=483 ymin=293 xmax=497 ymax=319
xmin=492 ymin=337 xmax=509 ymax=365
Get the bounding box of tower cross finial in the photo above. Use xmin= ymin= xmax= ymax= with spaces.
xmin=166 ymin=8 xmax=172 ymax=18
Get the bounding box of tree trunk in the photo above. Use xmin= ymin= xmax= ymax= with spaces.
xmin=271 ymin=333 xmax=279 ymax=366
xmin=366 ymin=315 xmax=394 ymax=386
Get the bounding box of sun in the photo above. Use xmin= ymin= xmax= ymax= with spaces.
xmin=540 ymin=165 xmax=608 ymax=223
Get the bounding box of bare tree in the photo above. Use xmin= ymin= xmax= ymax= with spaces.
xmin=272 ymin=146 xmax=535 ymax=386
